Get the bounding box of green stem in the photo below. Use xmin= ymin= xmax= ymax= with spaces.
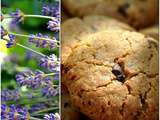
xmin=6 ymin=97 xmax=58 ymax=106
xmin=16 ymin=43 xmax=46 ymax=57
xmin=24 ymin=14 xmax=54 ymax=19
xmin=31 ymin=113 xmax=47 ymax=116
xmin=31 ymin=107 xmax=59 ymax=115
xmin=4 ymin=15 xmax=55 ymax=20
xmin=2 ymin=37 xmax=46 ymax=57
xmin=30 ymin=116 xmax=43 ymax=120
xmin=45 ymin=73 xmax=56 ymax=76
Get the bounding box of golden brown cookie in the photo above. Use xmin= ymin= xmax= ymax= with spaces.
xmin=62 ymin=0 xmax=158 ymax=29
xmin=61 ymin=16 xmax=133 ymax=120
xmin=140 ymin=25 xmax=158 ymax=40
xmin=62 ymin=15 xmax=133 ymax=64
xmin=61 ymin=90 xmax=91 ymax=120
xmin=62 ymin=30 xmax=158 ymax=120
xmin=61 ymin=93 xmax=80 ymax=120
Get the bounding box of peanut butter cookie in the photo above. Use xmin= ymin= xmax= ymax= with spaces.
xmin=62 ymin=30 xmax=158 ymax=120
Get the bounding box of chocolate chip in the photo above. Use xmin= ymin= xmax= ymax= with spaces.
xmin=62 ymin=64 xmax=70 ymax=73
xmin=117 ymin=3 xmax=130 ymax=17
xmin=64 ymin=102 xmax=70 ymax=108
xmin=112 ymin=63 xmax=125 ymax=81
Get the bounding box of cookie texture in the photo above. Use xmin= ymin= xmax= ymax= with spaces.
xmin=61 ymin=16 xmax=133 ymax=120
xmin=61 ymin=85 xmax=91 ymax=120
xmin=62 ymin=0 xmax=158 ymax=28
xmin=61 ymin=93 xmax=80 ymax=120
xmin=62 ymin=15 xmax=133 ymax=64
xmin=62 ymin=30 xmax=158 ymax=120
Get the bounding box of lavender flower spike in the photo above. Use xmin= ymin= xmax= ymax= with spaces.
xmin=39 ymin=54 xmax=60 ymax=72
xmin=28 ymin=33 xmax=57 ymax=49
xmin=1 ymin=89 xmax=20 ymax=102
xmin=16 ymin=70 xmax=49 ymax=89
xmin=47 ymin=18 xmax=60 ymax=32
xmin=10 ymin=9 xmax=24 ymax=24
xmin=42 ymin=0 xmax=60 ymax=32
xmin=42 ymin=84 xmax=58 ymax=97
xmin=0 ymin=26 xmax=7 ymax=39
xmin=6 ymin=34 xmax=16 ymax=48
xmin=42 ymin=2 xmax=60 ymax=18
xmin=30 ymin=103 xmax=48 ymax=113
xmin=44 ymin=113 xmax=60 ymax=120
xmin=1 ymin=104 xmax=29 ymax=120
xmin=0 ymin=27 xmax=16 ymax=48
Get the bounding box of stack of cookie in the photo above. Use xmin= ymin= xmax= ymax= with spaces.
xmin=61 ymin=1 xmax=158 ymax=120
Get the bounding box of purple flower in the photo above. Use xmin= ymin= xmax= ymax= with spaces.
xmin=0 ymin=29 xmax=16 ymax=48
xmin=39 ymin=54 xmax=60 ymax=72
xmin=25 ymin=51 xmax=33 ymax=60
xmin=10 ymin=9 xmax=24 ymax=24
xmin=30 ymin=103 xmax=48 ymax=113
xmin=54 ymin=73 xmax=59 ymax=81
xmin=41 ymin=74 xmax=58 ymax=97
xmin=1 ymin=104 xmax=29 ymax=120
xmin=6 ymin=34 xmax=16 ymax=48
xmin=47 ymin=18 xmax=60 ymax=32
xmin=44 ymin=113 xmax=60 ymax=120
xmin=25 ymin=93 xmax=35 ymax=99
xmin=25 ymin=51 xmax=42 ymax=60
xmin=16 ymin=70 xmax=48 ymax=89
xmin=0 ymin=31 xmax=16 ymax=48
xmin=42 ymin=84 xmax=58 ymax=97
xmin=44 ymin=113 xmax=55 ymax=120
xmin=1 ymin=89 xmax=20 ymax=102
xmin=42 ymin=2 xmax=60 ymax=32
xmin=0 ymin=26 xmax=7 ymax=39
xmin=42 ymin=2 xmax=60 ymax=18
xmin=42 ymin=5 xmax=51 ymax=16
xmin=28 ymin=33 xmax=57 ymax=49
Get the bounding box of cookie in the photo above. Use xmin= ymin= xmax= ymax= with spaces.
xmin=61 ymin=92 xmax=92 ymax=120
xmin=61 ymin=93 xmax=80 ymax=120
xmin=62 ymin=0 xmax=158 ymax=28
xmin=62 ymin=30 xmax=158 ymax=120
xmin=83 ymin=15 xmax=134 ymax=32
xmin=61 ymin=16 xmax=133 ymax=120
xmin=140 ymin=25 xmax=158 ymax=40
xmin=62 ymin=15 xmax=133 ymax=63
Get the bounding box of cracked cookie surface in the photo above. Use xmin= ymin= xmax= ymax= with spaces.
xmin=62 ymin=30 xmax=158 ymax=120
xmin=62 ymin=15 xmax=133 ymax=64
xmin=62 ymin=0 xmax=158 ymax=28
xmin=62 ymin=16 xmax=134 ymax=120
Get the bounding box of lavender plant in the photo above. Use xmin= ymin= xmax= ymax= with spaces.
xmin=1 ymin=0 xmax=60 ymax=120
